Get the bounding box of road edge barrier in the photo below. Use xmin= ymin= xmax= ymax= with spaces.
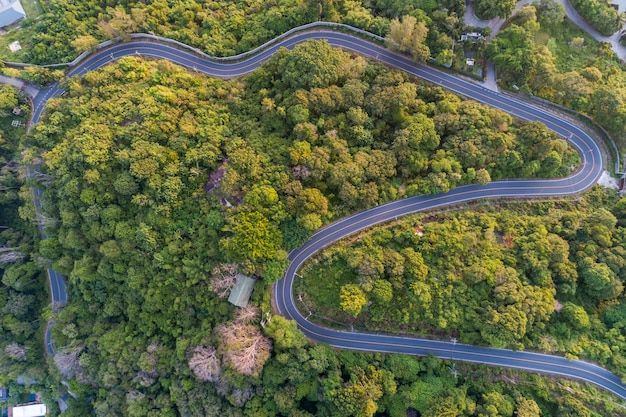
xmin=4 ymin=23 xmax=621 ymax=177
xmin=504 ymin=90 xmax=622 ymax=176
xmin=2 ymin=22 xmax=385 ymax=70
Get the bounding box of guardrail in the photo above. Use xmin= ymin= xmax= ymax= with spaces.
xmin=5 ymin=23 xmax=623 ymax=178
xmin=504 ymin=91 xmax=623 ymax=176
xmin=3 ymin=22 xmax=385 ymax=70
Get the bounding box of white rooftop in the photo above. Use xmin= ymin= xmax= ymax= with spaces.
xmin=8 ymin=40 xmax=21 ymax=52
xmin=613 ymin=1 xmax=626 ymax=13
xmin=12 ymin=404 xmax=47 ymax=417
xmin=0 ymin=0 xmax=24 ymax=27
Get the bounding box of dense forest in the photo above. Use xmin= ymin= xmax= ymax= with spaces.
xmin=3 ymin=0 xmax=626 ymax=138
xmin=300 ymin=187 xmax=626 ymax=379
xmin=5 ymin=0 xmax=464 ymax=65
xmin=0 ymin=0 xmax=621 ymax=414
xmin=19 ymin=41 xmax=592 ymax=415
xmin=0 ymin=86 xmax=58 ymax=407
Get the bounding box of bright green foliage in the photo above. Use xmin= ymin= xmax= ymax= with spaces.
xmin=340 ymin=284 xmax=368 ymax=318
xmin=386 ymin=15 xmax=431 ymax=62
xmin=221 ymin=211 xmax=283 ymax=263
xmin=422 ymin=389 xmax=476 ymax=417
xmin=515 ymin=397 xmax=541 ymax=417
xmin=570 ymin=0 xmax=621 ymax=35
xmin=9 ymin=0 xmax=466 ymax=65
xmin=263 ymin=258 xmax=290 ymax=283
xmin=485 ymin=25 xmax=537 ymax=84
xmin=477 ymin=391 xmax=514 ymax=417
xmin=302 ymin=189 xmax=626 ymax=377
xmin=0 ymin=85 xmax=18 ymax=117
xmin=263 ymin=316 xmax=307 ymax=351
xmin=273 ymin=41 xmax=347 ymax=90
xmin=329 ymin=365 xmax=396 ymax=417
xmin=557 ymin=395 xmax=592 ymax=417
xmin=561 ymin=302 xmax=590 ymax=330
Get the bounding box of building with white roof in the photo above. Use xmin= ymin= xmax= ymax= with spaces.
xmin=0 ymin=0 xmax=25 ymax=28
xmin=11 ymin=403 xmax=47 ymax=417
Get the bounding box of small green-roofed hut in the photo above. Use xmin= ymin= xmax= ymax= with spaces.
xmin=228 ymin=274 xmax=256 ymax=307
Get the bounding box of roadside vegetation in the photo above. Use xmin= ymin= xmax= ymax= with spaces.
xmin=569 ymin=0 xmax=621 ymax=36
xmin=20 ymin=42 xmax=588 ymax=415
xmin=0 ymin=85 xmax=61 ymax=412
xmin=487 ymin=0 xmax=626 ymax=139
xmin=0 ymin=0 xmax=624 ymax=415
xmin=474 ymin=0 xmax=517 ymax=20
xmin=0 ymin=0 xmax=464 ymax=65
xmin=2 ymin=0 xmax=625 ymax=140
xmin=300 ymin=187 xmax=626 ymax=378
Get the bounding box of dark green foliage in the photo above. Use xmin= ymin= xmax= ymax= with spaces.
xmin=474 ymin=0 xmax=517 ymax=19
xmin=570 ymin=0 xmax=621 ymax=36
xmin=485 ymin=24 xmax=537 ymax=84
xmin=7 ymin=0 xmax=466 ymax=65
xmin=280 ymin=219 xmax=312 ymax=251
xmin=0 ymin=88 xmax=50 ymax=394
xmin=301 ymin=189 xmax=626 ymax=378
xmin=23 ymin=42 xmax=609 ymax=415
xmin=535 ymin=0 xmax=566 ymax=29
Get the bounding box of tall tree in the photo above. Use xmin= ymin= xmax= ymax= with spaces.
xmin=485 ymin=25 xmax=537 ymax=84
xmin=386 ymin=15 xmax=431 ymax=62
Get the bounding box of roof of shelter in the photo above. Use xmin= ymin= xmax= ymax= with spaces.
xmin=0 ymin=0 xmax=24 ymax=27
xmin=228 ymin=274 xmax=256 ymax=307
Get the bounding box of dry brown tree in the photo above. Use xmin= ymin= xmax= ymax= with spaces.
xmin=188 ymin=346 xmax=221 ymax=382
xmin=4 ymin=343 xmax=28 ymax=361
xmin=209 ymin=263 xmax=238 ymax=298
xmin=126 ymin=390 xmax=146 ymax=406
xmin=234 ymin=304 xmax=260 ymax=324
xmin=54 ymin=346 xmax=83 ymax=378
xmin=217 ymin=321 xmax=272 ymax=377
xmin=0 ymin=246 xmax=24 ymax=264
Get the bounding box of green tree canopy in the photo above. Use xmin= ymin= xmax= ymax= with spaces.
xmin=386 ymin=15 xmax=431 ymax=62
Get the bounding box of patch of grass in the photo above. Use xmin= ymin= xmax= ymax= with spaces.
xmin=20 ymin=0 xmax=43 ymax=19
xmin=0 ymin=27 xmax=36 ymax=63
xmin=540 ymin=19 xmax=622 ymax=73
xmin=300 ymin=256 xmax=353 ymax=311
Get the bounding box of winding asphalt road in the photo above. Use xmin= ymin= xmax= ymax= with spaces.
xmin=31 ymin=184 xmax=66 ymax=355
xmin=28 ymin=29 xmax=626 ymax=399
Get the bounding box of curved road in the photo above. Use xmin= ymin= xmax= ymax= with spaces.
xmin=32 ymin=185 xmax=66 ymax=355
xmin=29 ymin=30 xmax=626 ymax=399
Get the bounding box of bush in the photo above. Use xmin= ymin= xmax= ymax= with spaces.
xmin=570 ymin=0 xmax=621 ymax=36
